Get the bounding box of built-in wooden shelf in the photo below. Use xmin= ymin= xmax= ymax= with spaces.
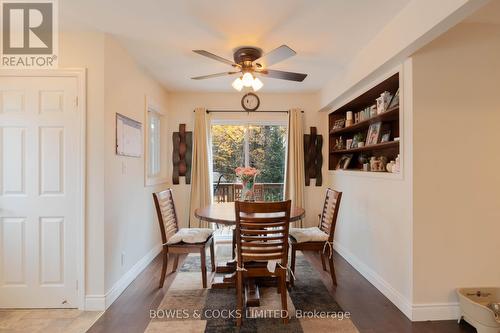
xmin=328 ymin=73 xmax=400 ymax=171
xmin=330 ymin=140 xmax=399 ymax=154
xmin=329 ymin=107 xmax=399 ymax=136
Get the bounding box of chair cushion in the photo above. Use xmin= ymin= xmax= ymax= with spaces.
xmin=289 ymin=227 xmax=328 ymax=243
xmin=166 ymin=228 xmax=213 ymax=245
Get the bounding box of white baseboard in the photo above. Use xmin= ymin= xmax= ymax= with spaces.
xmin=333 ymin=241 xmax=413 ymax=319
xmin=84 ymin=295 xmax=106 ymax=311
xmin=84 ymin=243 xmax=162 ymax=311
xmin=412 ymin=302 xmax=460 ymax=321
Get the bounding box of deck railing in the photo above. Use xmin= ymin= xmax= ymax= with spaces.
xmin=213 ymin=182 xmax=284 ymax=202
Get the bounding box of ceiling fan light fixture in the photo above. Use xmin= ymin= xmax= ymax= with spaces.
xmin=241 ymin=72 xmax=254 ymax=87
xmin=252 ymin=77 xmax=263 ymax=91
xmin=232 ymin=77 xmax=244 ymax=91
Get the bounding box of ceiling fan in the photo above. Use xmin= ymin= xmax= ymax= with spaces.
xmin=191 ymin=45 xmax=307 ymax=91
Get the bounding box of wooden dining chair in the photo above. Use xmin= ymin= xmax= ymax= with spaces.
xmin=289 ymin=188 xmax=342 ymax=287
xmin=234 ymin=200 xmax=292 ymax=326
xmin=153 ymin=189 xmax=215 ymax=289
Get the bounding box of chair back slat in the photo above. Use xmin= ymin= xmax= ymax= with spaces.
xmin=319 ymin=189 xmax=342 ymax=241
xmin=153 ymin=189 xmax=180 ymax=244
xmin=235 ymin=200 xmax=291 ymax=266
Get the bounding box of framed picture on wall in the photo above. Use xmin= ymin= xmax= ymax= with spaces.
xmin=116 ymin=113 xmax=142 ymax=157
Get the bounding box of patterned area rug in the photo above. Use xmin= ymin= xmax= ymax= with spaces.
xmin=146 ymin=244 xmax=358 ymax=332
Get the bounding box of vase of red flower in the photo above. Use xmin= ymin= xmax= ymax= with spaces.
xmin=235 ymin=167 xmax=260 ymax=201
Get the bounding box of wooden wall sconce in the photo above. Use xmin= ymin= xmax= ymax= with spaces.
xmin=304 ymin=126 xmax=323 ymax=186
xmin=172 ymin=124 xmax=192 ymax=184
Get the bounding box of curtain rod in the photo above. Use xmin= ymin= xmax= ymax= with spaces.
xmin=192 ymin=109 xmax=304 ymax=113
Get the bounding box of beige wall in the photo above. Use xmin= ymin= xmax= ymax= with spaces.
xmin=103 ymin=36 xmax=169 ymax=291
xmin=166 ymin=92 xmax=325 ymax=229
xmin=59 ymin=20 xmax=169 ymax=302
xmin=59 ymin=29 xmax=106 ymax=297
xmin=412 ymin=22 xmax=500 ymax=314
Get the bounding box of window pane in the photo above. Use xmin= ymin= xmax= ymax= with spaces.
xmin=148 ymin=112 xmax=161 ymax=177
xmin=248 ymin=125 xmax=286 ymax=201
xmin=211 ymin=125 xmax=245 ymax=183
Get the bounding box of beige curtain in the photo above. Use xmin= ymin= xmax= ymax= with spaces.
xmin=285 ymin=108 xmax=305 ymax=212
xmin=189 ymin=107 xmax=212 ymax=228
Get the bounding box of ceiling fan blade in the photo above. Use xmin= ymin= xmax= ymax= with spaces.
xmin=258 ymin=69 xmax=307 ymax=82
xmin=253 ymin=45 xmax=296 ymax=68
xmin=191 ymin=71 xmax=240 ymax=80
xmin=193 ymin=50 xmax=239 ymax=67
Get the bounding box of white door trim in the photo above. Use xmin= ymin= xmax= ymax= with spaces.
xmin=0 ymin=68 xmax=87 ymax=309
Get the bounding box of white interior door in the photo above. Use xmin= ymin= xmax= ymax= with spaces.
xmin=0 ymin=75 xmax=80 ymax=308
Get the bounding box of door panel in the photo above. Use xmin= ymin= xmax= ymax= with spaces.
xmin=1 ymin=217 xmax=26 ymax=285
xmin=0 ymin=76 xmax=79 ymax=308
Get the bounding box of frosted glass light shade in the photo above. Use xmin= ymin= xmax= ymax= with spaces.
xmin=252 ymin=77 xmax=263 ymax=91
xmin=232 ymin=77 xmax=243 ymax=91
xmin=242 ymin=72 xmax=254 ymax=87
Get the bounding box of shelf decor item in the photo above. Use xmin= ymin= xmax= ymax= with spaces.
xmin=388 ymin=88 xmax=400 ymax=109
xmin=333 ymin=119 xmax=345 ymax=129
xmin=346 ymin=111 xmax=354 ymax=127
xmin=376 ymin=91 xmax=392 ymax=114
xmin=336 ymin=154 xmax=353 ymax=170
xmin=235 ymin=167 xmax=260 ymax=201
xmin=366 ymin=122 xmax=382 ymax=146
xmin=335 ymin=136 xmax=345 ymax=150
xmin=370 ymin=156 xmax=388 ymax=172
xmin=346 ymin=139 xmax=353 ymax=150
xmin=351 ymin=132 xmax=365 ymax=149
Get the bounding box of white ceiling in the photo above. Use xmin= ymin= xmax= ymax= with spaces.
xmin=61 ymin=0 xmax=411 ymax=92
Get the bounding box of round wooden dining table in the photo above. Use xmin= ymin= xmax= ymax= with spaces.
xmin=194 ymin=202 xmax=305 ymax=225
xmin=194 ymin=202 xmax=305 ymax=307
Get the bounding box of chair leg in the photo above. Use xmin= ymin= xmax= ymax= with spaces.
xmin=232 ymin=228 xmax=236 ymax=259
xmin=290 ymin=248 xmax=296 ymax=287
xmin=279 ymin=268 xmax=289 ymax=324
xmin=328 ymin=256 xmax=337 ymax=286
xmin=236 ymin=270 xmax=243 ymax=327
xmin=320 ymin=251 xmax=327 ymax=271
xmin=209 ymin=238 xmax=216 ymax=272
xmin=172 ymin=254 xmax=179 ymax=272
xmin=159 ymin=248 xmax=168 ymax=288
xmin=200 ymin=247 xmax=207 ymax=288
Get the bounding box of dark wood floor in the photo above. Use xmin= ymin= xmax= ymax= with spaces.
xmin=88 ymin=248 xmax=476 ymax=333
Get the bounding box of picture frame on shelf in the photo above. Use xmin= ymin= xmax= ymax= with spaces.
xmin=336 ymin=154 xmax=353 ymax=170
xmin=366 ymin=121 xmax=382 ymax=146
xmin=380 ymin=125 xmax=391 ymax=143
xmin=388 ymin=88 xmax=400 ymax=110
xmin=331 ymin=119 xmax=345 ymax=132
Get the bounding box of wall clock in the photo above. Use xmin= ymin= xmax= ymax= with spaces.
xmin=241 ymin=93 xmax=260 ymax=111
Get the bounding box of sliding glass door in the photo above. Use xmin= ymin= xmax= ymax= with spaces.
xmin=211 ymin=120 xmax=287 ymax=202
